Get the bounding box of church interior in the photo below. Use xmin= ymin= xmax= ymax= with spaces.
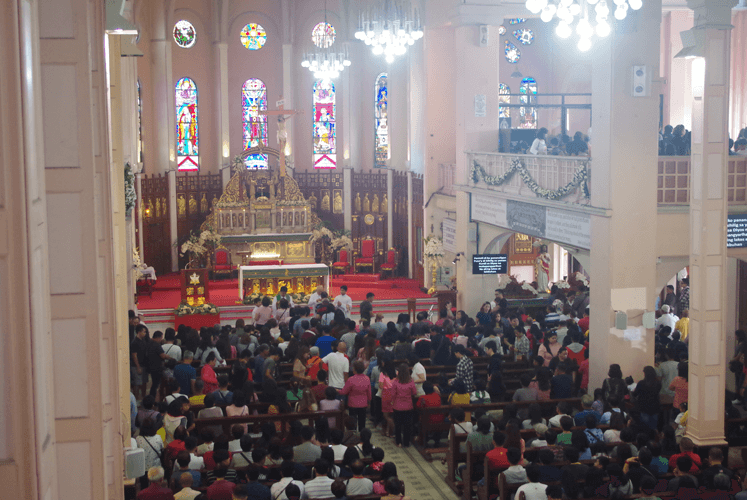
xmin=4 ymin=0 xmax=747 ymax=498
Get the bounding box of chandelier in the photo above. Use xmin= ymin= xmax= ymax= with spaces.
xmin=301 ymin=1 xmax=351 ymax=79
xmin=525 ymin=0 xmax=641 ymax=51
xmin=354 ymin=0 xmax=424 ymax=63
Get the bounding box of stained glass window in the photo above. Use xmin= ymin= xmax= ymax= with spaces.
xmin=173 ymin=20 xmax=196 ymax=48
xmin=137 ymin=79 xmax=143 ymax=163
xmin=519 ymin=77 xmax=538 ymax=129
xmin=312 ymin=22 xmax=336 ymax=48
xmin=499 ymin=83 xmax=511 ymax=119
xmin=374 ymin=73 xmax=389 ymax=168
xmin=242 ymin=79 xmax=268 ymax=169
xmin=509 ymin=18 xmax=527 ymax=24
xmin=240 ymin=23 xmax=267 ymax=50
xmin=513 ymin=28 xmax=534 ymax=45
xmin=498 ymin=26 xmax=507 ymax=36
xmin=313 ymin=80 xmax=336 ymax=169
xmin=175 ymin=77 xmax=198 ymax=171
xmin=504 ymin=40 xmax=520 ymax=63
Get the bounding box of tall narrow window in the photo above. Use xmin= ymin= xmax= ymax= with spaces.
xmin=313 ymin=80 xmax=336 ymax=169
xmin=242 ymin=78 xmax=268 ymax=169
xmin=499 ymin=83 xmax=511 ymax=119
xmin=175 ymin=77 xmax=198 ymax=170
xmin=137 ymin=79 xmax=144 ymax=163
xmin=519 ymin=77 xmax=537 ymax=129
xmin=374 ymin=73 xmax=388 ymax=168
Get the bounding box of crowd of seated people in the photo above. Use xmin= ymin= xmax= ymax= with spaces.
xmin=129 ymin=275 xmax=747 ymax=499
xmin=511 ymin=128 xmax=591 ymax=157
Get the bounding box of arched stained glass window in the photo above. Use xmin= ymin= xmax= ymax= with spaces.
xmin=313 ymin=80 xmax=336 ymax=169
xmin=519 ymin=77 xmax=538 ymax=129
xmin=242 ymin=79 xmax=268 ymax=169
xmin=175 ymin=77 xmax=198 ymax=171
xmin=374 ymin=73 xmax=388 ymax=168
xmin=499 ymin=83 xmax=511 ymax=119
xmin=513 ymin=28 xmax=534 ymax=45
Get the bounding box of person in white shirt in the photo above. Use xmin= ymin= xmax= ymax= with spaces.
xmin=409 ymin=353 xmax=427 ymax=396
xmin=655 ymin=304 xmax=678 ymax=338
xmin=302 ymin=459 xmax=335 ymax=499
xmin=272 ymin=286 xmax=295 ymax=311
xmin=529 ymin=128 xmax=549 ymax=155
xmin=184 ymin=437 xmax=205 ymax=470
xmin=271 ymin=462 xmax=306 ymax=500
xmin=173 ymin=473 xmax=200 ymax=500
xmin=515 ymin=465 xmax=548 ymax=500
xmin=333 ymin=285 xmax=353 ymax=318
xmin=322 ymin=342 xmax=350 ymax=390
xmin=307 ymin=285 xmax=324 ymax=310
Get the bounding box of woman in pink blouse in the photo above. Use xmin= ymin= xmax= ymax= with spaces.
xmin=341 ymin=360 xmax=372 ymax=431
xmin=379 ymin=362 xmax=396 ymax=438
xmin=537 ymin=333 xmax=561 ymax=366
xmin=391 ymin=362 xmax=417 ymax=447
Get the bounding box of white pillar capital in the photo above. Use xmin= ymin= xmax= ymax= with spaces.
xmin=686 ymin=0 xmax=738 ymax=27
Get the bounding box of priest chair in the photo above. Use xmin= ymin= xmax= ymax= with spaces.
xmin=212 ymin=245 xmax=233 ymax=279
xmin=354 ymin=237 xmax=377 ymax=274
xmin=332 ymin=248 xmax=351 ymax=276
xmin=379 ymin=248 xmax=397 ymax=279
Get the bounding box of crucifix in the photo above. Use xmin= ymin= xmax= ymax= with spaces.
xmin=260 ymin=97 xmax=303 ymax=177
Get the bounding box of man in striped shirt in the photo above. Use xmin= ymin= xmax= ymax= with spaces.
xmin=301 ymin=459 xmax=335 ymax=499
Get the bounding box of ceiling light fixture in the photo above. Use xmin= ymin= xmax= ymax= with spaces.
xmin=301 ymin=0 xmax=351 ymax=79
xmin=355 ymin=0 xmax=424 ymax=64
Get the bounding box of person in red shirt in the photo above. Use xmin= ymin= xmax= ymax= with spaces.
xmin=138 ymin=467 xmax=175 ymax=500
xmin=578 ymin=308 xmax=590 ymax=333
xmin=668 ymin=437 xmax=702 ymax=473
xmin=206 ymin=466 xmax=235 ymax=500
xmin=416 ymin=381 xmax=444 ymax=447
xmin=486 ymin=431 xmax=511 ymax=487
xmin=311 ymin=369 xmax=329 ymax=402
xmin=578 ymin=351 xmax=590 ymax=390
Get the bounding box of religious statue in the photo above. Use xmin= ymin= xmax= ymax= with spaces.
xmin=189 ymin=194 xmax=197 ymax=214
xmin=252 ymin=280 xmax=260 ymax=293
xmin=333 ymin=191 xmax=343 ymax=214
xmin=211 ymin=194 xmax=218 ymax=210
xmin=308 ymin=193 xmax=318 ymax=211
xmin=200 ymin=193 xmax=208 ymax=213
xmin=277 ymin=115 xmax=288 ymax=177
xmin=536 ymin=244 xmax=551 ymax=293
xmin=381 ymin=194 xmax=388 ymax=213
xmin=266 ymin=280 xmax=274 ymax=296
xmin=363 ymin=193 xmax=371 ymax=212
xmin=162 ymin=197 xmax=168 ymax=216
xmin=371 ymin=194 xmax=380 ymax=213
xmin=354 ymin=193 xmax=362 ymax=213
xmin=249 ymin=177 xmax=257 ymax=200
xmin=155 ymin=198 xmax=161 ymax=218
xmin=321 ymin=191 xmax=330 ymax=212
xmin=177 ymin=195 xmax=186 ymax=216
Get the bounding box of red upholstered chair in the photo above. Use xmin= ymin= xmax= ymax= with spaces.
xmin=354 ymin=237 xmax=377 ymax=274
xmin=332 ymin=249 xmax=351 ymax=275
xmin=379 ymin=248 xmax=397 ymax=279
xmin=213 ymin=245 xmax=233 ymax=278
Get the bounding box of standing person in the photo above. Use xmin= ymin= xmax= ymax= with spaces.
xmin=538 ymin=333 xmax=561 ymax=366
xmin=359 ymin=292 xmax=375 ymax=320
xmin=476 ymin=302 xmax=493 ymax=327
xmin=146 ymin=330 xmax=169 ymax=400
xmin=670 ymin=362 xmax=689 ymax=411
xmin=131 ymin=324 xmax=149 ymax=402
xmin=634 ymin=366 xmax=662 ymax=430
xmin=391 ymin=363 xmax=417 ymax=448
xmin=341 ymin=360 xmax=372 ymax=431
xmin=202 ymin=352 xmax=220 ymax=394
xmin=323 ymin=341 xmax=350 ymax=390
xmin=272 ymin=286 xmax=295 ymax=310
xmin=333 ymin=285 xmax=353 ymax=318
xmin=485 ymin=341 xmax=505 ymax=402
xmin=173 ymin=351 xmax=197 ymax=396
xmin=529 ymin=127 xmax=549 ymax=155
xmin=408 ymin=352 xmax=427 ymax=396
xmin=307 ymin=285 xmax=325 ymax=311
xmin=602 ymin=364 xmax=628 ymax=403
xmin=293 ymin=346 xmax=312 ymax=385
xmin=449 ymin=345 xmax=474 ymax=391
xmin=252 ymin=297 xmax=274 ymax=328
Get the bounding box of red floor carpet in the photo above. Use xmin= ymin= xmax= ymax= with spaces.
xmin=137 ymin=272 xmax=428 ymax=310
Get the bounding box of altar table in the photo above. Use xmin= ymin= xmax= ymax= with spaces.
xmin=238 ymin=263 xmax=330 ymax=299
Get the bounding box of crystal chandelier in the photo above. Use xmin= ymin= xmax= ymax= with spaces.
xmin=301 ymin=1 xmax=351 ymax=79
xmin=354 ymin=0 xmax=424 ymax=63
xmin=525 ymin=0 xmax=641 ymax=51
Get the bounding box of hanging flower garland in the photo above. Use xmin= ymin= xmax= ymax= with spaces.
xmin=125 ymin=162 xmax=137 ymax=217
xmin=471 ymin=158 xmax=590 ymax=201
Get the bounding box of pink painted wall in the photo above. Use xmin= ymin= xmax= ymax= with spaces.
xmin=135 ymin=3 xmax=155 ymax=173
xmin=424 ymin=26 xmax=456 ymax=176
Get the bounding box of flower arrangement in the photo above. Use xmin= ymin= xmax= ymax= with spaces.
xmin=132 ymin=247 xmax=145 ymax=280
xmin=330 ymin=233 xmax=353 ymax=252
xmin=175 ymin=301 xmax=219 ymax=316
xmin=497 ymin=275 xmax=539 ymax=297
xmin=471 ymin=158 xmax=590 ymax=201
xmin=180 ymin=230 xmax=222 ymax=267
xmin=423 ymin=236 xmax=444 ymax=259
xmin=555 ymin=281 xmax=571 ymax=289
xmin=569 ymin=271 xmax=590 ymax=289
xmin=124 ymin=162 xmax=137 ymax=217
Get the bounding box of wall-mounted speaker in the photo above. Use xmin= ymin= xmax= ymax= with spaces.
xmin=479 ymin=25 xmax=489 ymax=47
xmin=125 ymin=448 xmax=145 ymax=479
xmin=632 ymin=65 xmax=648 ymax=97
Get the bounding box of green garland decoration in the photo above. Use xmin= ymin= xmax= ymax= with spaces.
xmin=124 ymin=162 xmax=137 ymax=217
xmin=471 ymin=158 xmax=590 ymax=201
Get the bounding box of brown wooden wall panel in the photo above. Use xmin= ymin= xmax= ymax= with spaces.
xmin=351 ymin=170 xmax=388 ymax=260
xmin=175 ymin=172 xmax=223 ymax=268
xmin=140 ymin=174 xmax=171 ymax=276
xmin=294 ymin=171 xmax=344 ymax=230
xmin=412 ymin=174 xmax=424 ymax=284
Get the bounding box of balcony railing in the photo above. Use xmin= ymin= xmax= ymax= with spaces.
xmin=452 ymin=153 xmax=747 ymax=207
xmin=465 ymin=152 xmax=591 ymax=205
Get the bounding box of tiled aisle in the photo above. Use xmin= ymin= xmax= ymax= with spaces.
xmin=368 ymin=423 xmax=461 ymax=500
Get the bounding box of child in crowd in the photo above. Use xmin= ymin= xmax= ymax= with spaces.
xmin=364 ymin=448 xmax=386 ymax=475
xmin=319 ymin=386 xmax=341 ymax=428
xmin=556 ymin=416 xmax=573 ymax=445
xmin=228 ymin=424 xmax=244 ymax=452
xmin=674 ymin=402 xmax=688 ymax=443
xmin=448 ymin=380 xmax=471 ymax=421
xmin=188 ymin=379 xmax=206 ymax=406
xmin=470 ymin=379 xmax=490 ymax=404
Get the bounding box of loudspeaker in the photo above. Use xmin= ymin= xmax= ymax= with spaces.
xmin=479 ymin=25 xmax=489 ymax=47
xmin=642 ymin=311 xmax=656 ymax=329
xmin=632 ymin=65 xmax=648 ymax=97
xmin=125 ymin=448 xmax=145 ymax=479
xmin=615 ymin=311 xmax=628 ymax=330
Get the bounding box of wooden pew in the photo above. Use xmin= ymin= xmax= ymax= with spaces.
xmin=445 ymin=432 xmax=470 ymax=495
xmin=193 ymin=409 xmax=346 ymax=437
xmin=462 ymin=441 xmax=490 ymax=500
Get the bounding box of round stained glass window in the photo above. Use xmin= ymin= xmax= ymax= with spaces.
xmin=498 ymin=26 xmax=507 ymax=36
xmin=312 ymin=22 xmax=336 ymax=48
xmin=173 ymin=20 xmax=196 ymax=48
xmin=240 ymin=23 xmax=267 ymax=50
xmin=513 ymin=28 xmax=534 ymax=45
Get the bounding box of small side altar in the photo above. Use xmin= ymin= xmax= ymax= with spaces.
xmin=239 ymin=263 xmax=329 ymax=300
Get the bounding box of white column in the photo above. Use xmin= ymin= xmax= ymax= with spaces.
xmin=588 ymin=0 xmax=662 ymax=390
xmin=283 ymin=43 xmax=294 ymax=164
xmin=409 ymin=40 xmax=425 ymax=174
xmin=387 ymin=168 xmax=394 ymax=249
xmin=686 ymin=0 xmax=736 ymax=447
xmin=407 ymin=171 xmax=414 ymax=278
xmin=168 ymin=170 xmax=178 ymax=271
xmin=343 ymin=167 xmax=352 ymax=233
xmin=216 ymin=42 xmax=230 ymax=187
xmin=136 ymin=173 xmax=144 ymax=260
xmin=151 ymin=3 xmax=176 ymax=173
xmin=342 ymin=52 xmax=353 ymax=167
xmin=389 ymin=55 xmax=409 ymax=170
